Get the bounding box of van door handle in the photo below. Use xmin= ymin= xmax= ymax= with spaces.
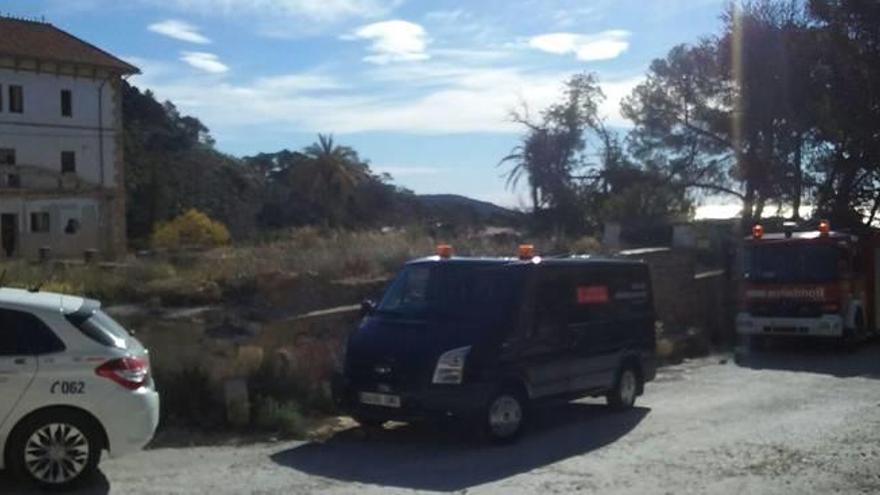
xmin=13 ymin=358 xmax=28 ymax=365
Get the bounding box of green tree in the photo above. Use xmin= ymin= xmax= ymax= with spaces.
xmin=123 ymin=83 xmax=262 ymax=242
xmin=244 ymin=135 xmax=414 ymax=229
xmin=807 ymin=0 xmax=880 ymax=227
xmin=501 ymin=73 xmax=606 ymax=233
xmin=623 ymin=1 xmax=818 ymax=227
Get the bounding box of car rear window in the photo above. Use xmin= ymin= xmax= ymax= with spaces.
xmin=66 ymin=306 xmax=131 ymax=349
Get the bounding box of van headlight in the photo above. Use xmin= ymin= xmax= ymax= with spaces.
xmin=432 ymin=346 xmax=471 ymax=384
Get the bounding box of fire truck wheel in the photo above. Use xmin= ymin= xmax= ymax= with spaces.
xmin=842 ymin=310 xmax=867 ymax=348
xmin=854 ymin=310 xmax=866 ymax=339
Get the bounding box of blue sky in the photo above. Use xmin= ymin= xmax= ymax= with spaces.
xmin=6 ymin=0 xmax=729 ymax=211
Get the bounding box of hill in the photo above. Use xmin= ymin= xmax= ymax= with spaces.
xmin=415 ymin=194 xmax=522 ymax=226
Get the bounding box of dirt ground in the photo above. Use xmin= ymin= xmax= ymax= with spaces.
xmin=3 ymin=342 xmax=880 ymax=494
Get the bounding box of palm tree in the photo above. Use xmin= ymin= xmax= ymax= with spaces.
xmin=500 ymin=128 xmax=550 ymax=214
xmin=291 ymin=134 xmax=370 ymax=226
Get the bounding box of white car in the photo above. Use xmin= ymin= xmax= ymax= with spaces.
xmin=0 ymin=288 xmax=159 ymax=489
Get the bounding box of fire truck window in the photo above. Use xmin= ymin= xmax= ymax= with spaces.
xmin=746 ymin=245 xmax=845 ymax=283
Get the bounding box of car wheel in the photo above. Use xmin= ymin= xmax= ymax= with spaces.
xmin=7 ymin=410 xmax=102 ymax=490
xmin=606 ymin=365 xmax=640 ymax=410
xmin=484 ymin=387 xmax=527 ymax=443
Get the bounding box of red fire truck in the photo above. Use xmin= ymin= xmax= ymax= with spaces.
xmin=736 ymin=220 xmax=880 ymax=345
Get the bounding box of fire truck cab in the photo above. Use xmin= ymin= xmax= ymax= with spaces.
xmin=736 ymin=220 xmax=880 ymax=344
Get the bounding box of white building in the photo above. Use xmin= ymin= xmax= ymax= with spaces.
xmin=0 ymin=16 xmax=138 ymax=259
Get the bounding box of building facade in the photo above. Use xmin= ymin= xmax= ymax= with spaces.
xmin=0 ymin=16 xmax=138 ymax=259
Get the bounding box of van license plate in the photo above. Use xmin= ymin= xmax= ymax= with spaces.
xmin=360 ymin=392 xmax=401 ymax=408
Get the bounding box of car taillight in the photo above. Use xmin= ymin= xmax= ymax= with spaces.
xmin=96 ymin=357 xmax=149 ymax=390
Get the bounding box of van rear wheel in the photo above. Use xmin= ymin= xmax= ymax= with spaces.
xmin=606 ymin=365 xmax=640 ymax=410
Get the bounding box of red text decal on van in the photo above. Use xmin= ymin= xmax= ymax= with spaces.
xmin=577 ymin=286 xmax=609 ymax=304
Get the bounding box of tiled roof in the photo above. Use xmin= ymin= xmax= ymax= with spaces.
xmin=0 ymin=16 xmax=139 ymax=74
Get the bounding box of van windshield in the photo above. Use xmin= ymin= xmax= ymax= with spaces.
xmin=377 ymin=263 xmax=524 ymax=319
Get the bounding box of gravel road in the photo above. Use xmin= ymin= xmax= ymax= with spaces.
xmin=3 ymin=342 xmax=880 ymax=494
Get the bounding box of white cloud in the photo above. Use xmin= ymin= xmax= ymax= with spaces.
xmin=253 ymin=73 xmax=343 ymax=91
xmin=148 ymin=19 xmax=210 ymax=44
xmin=145 ymin=0 xmax=401 ymax=23
xmin=598 ymin=75 xmax=643 ymax=127
xmin=132 ymin=58 xmax=641 ymax=136
xmin=180 ymin=52 xmax=230 ymax=73
xmin=347 ymin=20 xmax=429 ymax=64
xmin=529 ymin=30 xmax=630 ymax=61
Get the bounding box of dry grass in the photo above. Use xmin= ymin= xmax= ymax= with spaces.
xmin=0 ymin=228 xmax=601 ymax=305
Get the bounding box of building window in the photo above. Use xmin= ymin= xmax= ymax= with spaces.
xmin=61 ymin=89 xmax=72 ymax=117
xmin=30 ymin=212 xmax=50 ymax=233
xmin=8 ymin=85 xmax=23 ymax=113
xmin=64 ymin=218 xmax=80 ymax=234
xmin=7 ymin=174 xmax=20 ymax=188
xmin=0 ymin=148 xmax=13 ymax=165
xmin=61 ymin=151 xmax=76 ymax=173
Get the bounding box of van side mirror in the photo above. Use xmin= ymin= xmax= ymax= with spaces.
xmin=360 ymin=299 xmax=376 ymax=317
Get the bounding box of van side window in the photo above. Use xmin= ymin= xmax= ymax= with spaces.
xmin=533 ymin=268 xmax=570 ymax=338
xmin=0 ymin=308 xmax=65 ymax=355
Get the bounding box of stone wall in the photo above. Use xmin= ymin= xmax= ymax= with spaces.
xmin=620 ymin=247 xmax=735 ymax=346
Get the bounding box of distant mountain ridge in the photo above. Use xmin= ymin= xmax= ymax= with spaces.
xmin=415 ymin=194 xmax=522 ymax=225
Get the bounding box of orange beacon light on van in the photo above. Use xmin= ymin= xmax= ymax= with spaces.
xmin=436 ymin=244 xmax=453 ymax=258
xmin=518 ymin=244 xmax=535 ymax=260
xmin=752 ymin=224 xmax=764 ymax=239
xmin=818 ymin=219 xmax=830 ymax=236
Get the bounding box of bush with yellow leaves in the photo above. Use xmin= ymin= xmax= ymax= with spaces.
xmin=151 ymin=209 xmax=231 ymax=251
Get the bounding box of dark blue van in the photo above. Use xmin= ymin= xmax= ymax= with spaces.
xmin=334 ymin=247 xmax=656 ymax=441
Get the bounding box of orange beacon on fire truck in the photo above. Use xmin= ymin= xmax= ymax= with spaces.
xmin=736 ymin=220 xmax=880 ymax=344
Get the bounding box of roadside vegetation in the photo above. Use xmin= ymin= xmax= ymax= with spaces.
xmin=0 ymin=226 xmax=601 ymax=307
xmin=10 ymin=0 xmax=875 ymax=440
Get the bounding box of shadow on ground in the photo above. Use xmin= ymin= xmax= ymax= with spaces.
xmin=271 ymin=402 xmax=648 ymax=492
xmin=0 ymin=469 xmax=110 ymax=494
xmin=735 ymin=339 xmax=880 ymax=379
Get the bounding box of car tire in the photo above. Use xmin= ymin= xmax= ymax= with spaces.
xmin=483 ymin=386 xmax=528 ymax=443
xmin=6 ymin=409 xmax=103 ymax=490
xmin=606 ymin=364 xmax=640 ymax=410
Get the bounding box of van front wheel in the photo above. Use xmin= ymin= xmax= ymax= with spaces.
xmin=606 ymin=366 xmax=640 ymax=410
xmin=483 ymin=388 xmax=527 ymax=442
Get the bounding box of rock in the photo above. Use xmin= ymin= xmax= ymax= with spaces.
xmin=224 ymin=379 xmax=250 ymax=427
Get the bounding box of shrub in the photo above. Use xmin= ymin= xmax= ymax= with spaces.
xmin=151 ymin=209 xmax=231 ymax=251
xmin=153 ymin=365 xmax=224 ymax=429
xmin=568 ymin=236 xmax=602 ymax=255
xmin=252 ymin=396 xmax=306 ymax=437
